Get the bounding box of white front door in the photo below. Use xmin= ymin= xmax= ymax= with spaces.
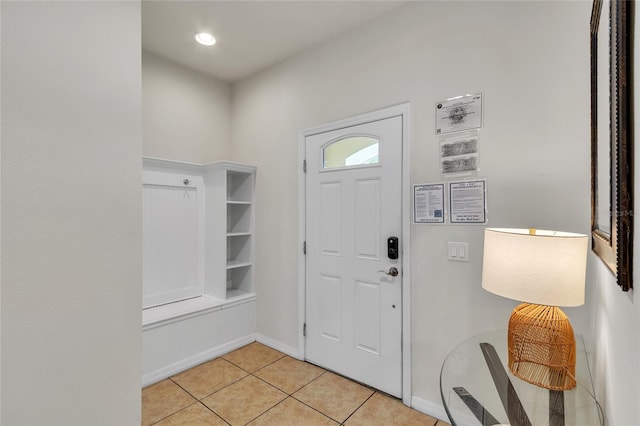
xmin=304 ymin=115 xmax=403 ymax=397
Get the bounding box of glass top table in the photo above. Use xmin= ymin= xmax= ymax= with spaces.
xmin=440 ymin=330 xmax=603 ymax=426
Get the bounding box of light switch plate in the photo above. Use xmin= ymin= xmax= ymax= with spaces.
xmin=448 ymin=242 xmax=469 ymax=262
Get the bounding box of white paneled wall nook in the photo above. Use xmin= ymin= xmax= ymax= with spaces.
xmin=142 ymin=157 xmax=257 ymax=386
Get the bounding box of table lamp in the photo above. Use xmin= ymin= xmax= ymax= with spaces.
xmin=481 ymin=228 xmax=588 ymax=391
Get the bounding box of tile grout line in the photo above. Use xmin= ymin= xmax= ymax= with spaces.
xmin=246 ymin=368 xmax=339 ymax=424
xmin=250 ymin=364 xmax=327 ymax=395
xmin=193 ymin=350 xmax=289 ymax=425
xmin=171 ymin=358 xmax=252 ymax=400
xmin=147 ymin=400 xmax=196 ymax=426
xmin=249 ymin=371 xmax=291 ymax=395
xmin=166 ymin=366 xmax=250 ymax=425
xmin=263 ymin=368 xmax=379 ymax=424
xmin=168 ymin=377 xmax=201 ymax=401
xmin=286 ymin=371 xmax=359 ymax=424
xmin=340 ymin=390 xmax=377 ymax=425
xmin=249 ymin=368 xmax=341 ymax=425
xmin=145 ymin=379 xmax=201 ymax=426
xmin=236 ymin=370 xmax=289 ymax=424
xmin=241 ymin=396 xmax=289 ymax=425
xmin=148 ymin=400 xmax=231 ymax=426
xmin=153 ymin=346 xmax=289 ymax=425
xmin=287 ymin=394 xmax=343 ymax=425
xmin=221 ymin=351 xmax=288 ymax=375
xmin=220 ymin=342 xmax=287 ymax=373
xmin=194 ymin=400 xmax=232 ymax=426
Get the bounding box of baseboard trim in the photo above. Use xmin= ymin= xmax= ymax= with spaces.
xmin=255 ymin=333 xmax=300 ymax=359
xmin=411 ymin=396 xmax=449 ymax=423
xmin=142 ymin=333 xmax=256 ymax=387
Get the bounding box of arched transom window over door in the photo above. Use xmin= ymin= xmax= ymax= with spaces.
xmin=322 ymin=135 xmax=379 ymax=169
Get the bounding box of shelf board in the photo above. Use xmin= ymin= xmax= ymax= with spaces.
xmin=227 ymin=200 xmax=252 ymax=205
xmin=226 ymin=230 xmax=251 ymax=235
xmin=226 ymin=289 xmax=256 ymax=303
xmin=142 ymin=294 xmax=225 ymax=329
xmin=226 ymin=260 xmax=251 ymax=270
xmin=227 ymin=232 xmax=251 ymax=237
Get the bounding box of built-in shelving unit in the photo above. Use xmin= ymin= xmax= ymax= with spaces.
xmin=206 ymin=161 xmax=256 ymax=301
xmin=226 ymin=170 xmax=254 ymax=301
xmin=142 ymin=158 xmax=257 ymax=386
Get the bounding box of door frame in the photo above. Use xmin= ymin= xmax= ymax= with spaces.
xmin=297 ymin=103 xmax=411 ymax=405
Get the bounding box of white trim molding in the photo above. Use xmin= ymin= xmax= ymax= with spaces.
xmin=255 ymin=334 xmax=300 ymax=359
xmin=142 ymin=334 xmax=255 ymax=387
xmin=411 ymin=396 xmax=450 ymax=423
xmin=297 ymin=102 xmax=412 ymax=405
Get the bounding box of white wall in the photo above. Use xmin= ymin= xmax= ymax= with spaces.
xmin=143 ymin=50 xmax=231 ymax=163
xmin=0 ymin=0 xmax=2 ymax=420
xmin=589 ymin=258 xmax=640 ymax=425
xmin=231 ymin=0 xmax=597 ymax=416
xmin=0 ymin=1 xmax=3 ymax=420
xmin=1 ymin=2 xmax=142 ymax=424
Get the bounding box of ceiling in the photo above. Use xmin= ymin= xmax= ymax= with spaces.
xmin=142 ymin=1 xmax=406 ymax=83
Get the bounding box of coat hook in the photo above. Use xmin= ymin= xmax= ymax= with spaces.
xmin=183 ymin=178 xmax=191 ymax=185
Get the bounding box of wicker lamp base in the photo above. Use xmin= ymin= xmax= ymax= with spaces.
xmin=507 ymin=303 xmax=576 ymax=390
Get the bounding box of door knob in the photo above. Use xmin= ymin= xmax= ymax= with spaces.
xmin=378 ymin=267 xmax=399 ymax=277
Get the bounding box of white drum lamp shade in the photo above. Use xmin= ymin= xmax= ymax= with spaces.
xmin=482 ymin=228 xmax=587 ymax=306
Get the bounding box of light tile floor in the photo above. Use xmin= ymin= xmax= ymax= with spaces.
xmin=142 ymin=342 xmax=451 ymax=426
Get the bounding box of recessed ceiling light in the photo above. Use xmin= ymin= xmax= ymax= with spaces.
xmin=194 ymin=32 xmax=216 ymax=46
